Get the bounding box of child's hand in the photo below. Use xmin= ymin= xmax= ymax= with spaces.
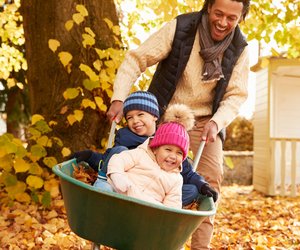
xmin=70 ymin=150 xmax=93 ymax=163
xmin=200 ymin=183 xmax=218 ymax=202
xmin=110 ymin=173 xmax=131 ymax=193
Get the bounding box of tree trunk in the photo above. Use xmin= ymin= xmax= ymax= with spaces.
xmin=20 ymin=0 xmax=120 ymax=161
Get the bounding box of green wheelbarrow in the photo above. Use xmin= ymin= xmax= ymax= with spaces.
xmin=52 ymin=157 xmax=216 ymax=250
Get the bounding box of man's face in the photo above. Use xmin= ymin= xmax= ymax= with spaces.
xmin=208 ymin=0 xmax=244 ymax=41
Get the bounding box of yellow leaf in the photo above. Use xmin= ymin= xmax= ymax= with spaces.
xmin=94 ymin=96 xmax=107 ymax=112
xmin=14 ymin=158 xmax=30 ymax=173
xmin=37 ymin=135 xmax=52 ymax=147
xmin=29 ymin=162 xmax=43 ymax=175
xmin=82 ymin=79 xmax=100 ymax=91
xmin=44 ymin=179 xmax=60 ymax=198
xmin=67 ymin=114 xmax=77 ymax=125
xmin=104 ymin=60 xmax=115 ymax=68
xmin=105 ymin=88 xmax=113 ymax=98
xmin=95 ymin=48 xmax=108 ymax=59
xmin=26 ymin=175 xmax=44 ymax=189
xmin=101 ymin=81 xmax=111 ymax=90
xmin=82 ymin=33 xmax=95 ymax=48
xmin=5 ymin=181 xmax=26 ymax=197
xmin=79 ymin=63 xmax=99 ymax=81
xmin=74 ymin=110 xmax=83 ymax=122
xmin=7 ymin=78 xmax=16 ymax=88
xmin=63 ymin=88 xmax=79 ymax=100
xmin=132 ymin=37 xmax=141 ymax=46
xmin=85 ymin=27 xmax=95 ymax=37
xmin=93 ymin=60 xmax=102 ymax=71
xmin=49 ymin=120 xmax=57 ymax=126
xmin=15 ymin=192 xmax=31 ymax=203
xmin=58 ymin=51 xmax=72 ymax=67
xmin=82 ymin=98 xmax=96 ymax=109
xmin=72 ymin=13 xmax=84 ymax=25
xmin=61 ymin=147 xmax=71 ymax=157
xmin=31 ymin=114 xmax=44 ymax=125
xmin=103 ymin=18 xmax=113 ymax=29
xmin=65 ymin=20 xmax=74 ymax=31
xmin=43 ymin=157 xmax=58 ymax=168
xmin=76 ymin=4 xmax=88 ymax=17
xmin=112 ymin=25 xmax=120 ymax=35
xmin=48 ymin=39 xmax=60 ymax=52
xmin=16 ymin=82 xmax=24 ymax=89
xmin=224 ymin=156 xmax=234 ymax=169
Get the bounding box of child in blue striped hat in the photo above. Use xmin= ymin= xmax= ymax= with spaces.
xmin=72 ymin=91 xmax=160 ymax=190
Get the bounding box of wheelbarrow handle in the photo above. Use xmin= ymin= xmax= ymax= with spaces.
xmin=192 ymin=141 xmax=205 ymax=171
xmin=107 ymin=120 xmax=117 ymax=148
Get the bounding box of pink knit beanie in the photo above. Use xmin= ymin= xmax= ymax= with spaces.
xmin=150 ymin=122 xmax=190 ymax=159
xmin=149 ymin=104 xmax=195 ymax=160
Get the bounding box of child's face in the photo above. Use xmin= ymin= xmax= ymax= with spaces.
xmin=153 ymin=144 xmax=183 ymax=172
xmin=125 ymin=110 xmax=157 ymax=136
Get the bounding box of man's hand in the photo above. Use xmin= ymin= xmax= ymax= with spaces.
xmin=106 ymin=100 xmax=123 ymax=123
xmin=201 ymin=120 xmax=218 ymax=144
xmin=200 ymin=183 xmax=218 ymax=202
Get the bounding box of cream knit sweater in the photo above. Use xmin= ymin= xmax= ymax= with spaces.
xmin=111 ymin=19 xmax=250 ymax=132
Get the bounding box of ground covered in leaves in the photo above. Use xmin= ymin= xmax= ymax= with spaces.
xmin=1 ymin=185 xmax=299 ymax=250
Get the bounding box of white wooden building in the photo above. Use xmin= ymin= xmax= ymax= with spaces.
xmin=252 ymin=57 xmax=300 ymax=197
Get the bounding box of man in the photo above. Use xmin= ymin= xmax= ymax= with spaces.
xmin=107 ymin=0 xmax=251 ymax=249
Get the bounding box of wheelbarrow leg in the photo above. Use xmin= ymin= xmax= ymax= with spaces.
xmin=91 ymin=242 xmax=100 ymax=250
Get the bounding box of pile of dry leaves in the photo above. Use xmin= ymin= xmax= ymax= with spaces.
xmin=1 ymin=185 xmax=299 ymax=249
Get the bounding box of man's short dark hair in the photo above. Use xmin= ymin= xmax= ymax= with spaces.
xmin=202 ymin=0 xmax=250 ymax=20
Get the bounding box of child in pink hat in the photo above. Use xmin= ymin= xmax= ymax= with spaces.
xmin=107 ymin=104 xmax=195 ymax=208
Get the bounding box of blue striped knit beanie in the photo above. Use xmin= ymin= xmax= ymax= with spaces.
xmin=123 ymin=91 xmax=160 ymax=118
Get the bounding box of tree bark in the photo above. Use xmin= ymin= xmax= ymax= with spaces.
xmin=20 ymin=0 xmax=120 ymax=161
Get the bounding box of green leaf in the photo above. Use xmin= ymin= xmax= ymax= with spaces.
xmin=3 ymin=172 xmax=18 ymax=187
xmin=0 ymin=155 xmax=13 ymax=171
xmin=34 ymin=120 xmax=52 ymax=134
xmin=41 ymin=191 xmax=51 ymax=208
xmin=30 ymin=144 xmax=47 ymax=158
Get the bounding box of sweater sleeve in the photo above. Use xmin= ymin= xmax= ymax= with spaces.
xmin=111 ymin=19 xmax=177 ymax=102
xmin=211 ymin=46 xmax=250 ymax=131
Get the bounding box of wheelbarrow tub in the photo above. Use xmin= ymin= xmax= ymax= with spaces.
xmin=53 ymin=159 xmax=216 ymax=250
